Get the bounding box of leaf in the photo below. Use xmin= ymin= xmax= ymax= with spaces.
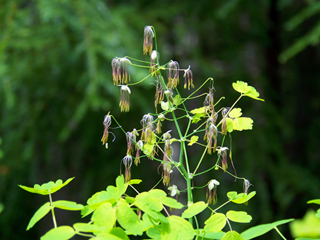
xmin=222 ymin=231 xmax=244 ymax=240
xmin=188 ymin=136 xmax=199 ymax=146
xmin=226 ymin=118 xmax=234 ymax=133
xmin=197 ymin=229 xmax=225 ymax=239
xmin=181 ymin=201 xmax=208 ymax=219
xmin=27 ymin=202 xmax=51 ymax=230
xmin=226 ymin=211 xmax=252 ymax=223
xmin=190 ymin=106 xmax=206 ymax=114
xmin=73 ymin=223 xmax=105 ymax=233
xmin=116 ymin=175 xmax=128 ymax=197
xmin=241 ymin=219 xmax=294 ymax=240
xmin=109 ymin=228 xmax=130 ymax=240
xmin=307 ymin=199 xmax=320 ymax=205
xmin=146 ymin=197 xmax=163 ymax=212
xmin=229 ymin=108 xmax=242 ymax=118
xmin=19 ymin=177 xmax=74 ymax=195
xmin=290 ymin=209 xmax=320 ymax=238
xmin=40 ymin=226 xmax=75 ymax=240
xmin=53 ymin=200 xmax=84 ymax=211
xmin=91 ymin=202 xmax=115 ymax=232
xmin=232 ymin=81 xmax=264 ymax=101
xmin=160 ymin=197 xmax=184 ymax=209
xmin=233 ymin=117 xmax=253 ymax=131
xmin=128 ymin=179 xmax=142 ymax=185
xmin=227 ymin=191 xmax=256 ymax=204
xmin=173 ymin=95 xmax=181 ymax=106
xmin=116 ymin=199 xmax=144 ymax=236
xmin=161 ymin=101 xmax=169 ymax=111
xmin=146 ymin=225 xmax=162 ymax=240
xmin=204 ymin=213 xmax=227 ymax=232
xmin=161 ymin=215 xmax=195 ymax=240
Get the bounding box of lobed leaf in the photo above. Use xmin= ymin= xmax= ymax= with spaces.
xmin=232 ymin=81 xmax=264 ymax=101
xmin=222 ymin=231 xmax=244 ymax=240
xmin=229 ymin=108 xmax=242 ymax=118
xmin=19 ymin=177 xmax=74 ymax=195
xmin=226 ymin=211 xmax=252 ymax=223
xmin=160 ymin=197 xmax=184 ymax=209
xmin=204 ymin=213 xmax=227 ymax=232
xmin=161 ymin=101 xmax=169 ymax=111
xmin=188 ymin=135 xmax=199 ymax=146
xmin=91 ymin=202 xmax=115 ymax=232
xmin=40 ymin=226 xmax=75 ymax=240
xmin=181 ymin=201 xmax=208 ymax=219
xmin=53 ymin=200 xmax=83 ymax=211
xmin=73 ymin=223 xmax=105 ymax=233
xmin=161 ymin=216 xmax=195 ymax=240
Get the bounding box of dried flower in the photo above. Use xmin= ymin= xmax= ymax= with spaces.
xmin=206 ymin=179 xmax=220 ymax=205
xmin=119 ymin=85 xmax=131 ymax=112
xmin=150 ymin=50 xmax=159 ymax=76
xmin=217 ymin=147 xmax=229 ymax=172
xmin=111 ymin=57 xmax=131 ymax=85
xmin=204 ymin=117 xmax=218 ymax=154
xmin=167 ymin=60 xmax=180 ymax=89
xmin=134 ymin=140 xmax=143 ymax=166
xmin=122 ymin=155 xmax=133 ymax=182
xmin=101 ymin=112 xmax=111 ymax=147
xmin=143 ymin=26 xmax=154 ymax=55
xmin=183 ymin=65 xmax=194 ymax=90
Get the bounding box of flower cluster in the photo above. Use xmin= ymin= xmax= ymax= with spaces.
xmin=112 ymin=57 xmax=131 ymax=85
xmin=167 ymin=60 xmax=180 ymax=89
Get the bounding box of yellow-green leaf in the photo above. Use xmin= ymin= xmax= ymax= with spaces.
xmin=221 ymin=231 xmax=244 ymax=240
xmin=27 ymin=202 xmax=51 ymax=230
xmin=226 ymin=211 xmax=252 ymax=223
xmin=204 ymin=213 xmax=227 ymax=232
xmin=188 ymin=136 xmax=199 ymax=146
xmin=181 ymin=201 xmax=208 ymax=219
xmin=161 ymin=101 xmax=169 ymax=111
xmin=190 ymin=106 xmax=206 ymax=114
xmin=229 ymin=108 xmax=242 ymax=118
xmin=233 ymin=117 xmax=253 ymax=131
xmin=40 ymin=226 xmax=75 ymax=240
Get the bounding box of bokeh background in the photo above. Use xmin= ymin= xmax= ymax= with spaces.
xmin=1 ymin=0 xmax=320 ymax=239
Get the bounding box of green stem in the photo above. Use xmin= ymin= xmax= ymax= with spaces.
xmin=274 ymin=226 xmax=287 ymax=240
xmin=48 ymin=190 xmax=57 ymax=229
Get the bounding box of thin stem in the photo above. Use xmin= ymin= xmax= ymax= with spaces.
xmin=192 ymin=146 xmax=208 ymax=176
xmin=274 ymin=226 xmax=287 ymax=240
xmin=213 ymin=200 xmax=231 ymax=212
xmin=48 ymin=190 xmax=57 ymax=229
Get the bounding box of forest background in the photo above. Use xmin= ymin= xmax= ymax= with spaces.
xmin=0 ymin=0 xmax=320 ymax=239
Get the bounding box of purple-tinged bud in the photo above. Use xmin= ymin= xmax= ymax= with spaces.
xmin=140 ymin=114 xmax=154 ymax=142
xmin=122 ymin=155 xmax=133 ymax=182
xmin=183 ymin=65 xmax=194 ymax=90
xmin=206 ymin=179 xmax=220 ymax=205
xmin=126 ymin=131 xmax=136 ymax=156
xmin=111 ymin=57 xmax=131 ymax=85
xmin=143 ymin=26 xmax=154 ymax=55
xmin=204 ymin=87 xmax=215 ymax=114
xmin=217 ymin=147 xmax=228 ymax=172
xmin=154 ymin=76 xmax=164 ymax=113
xmin=150 ymin=50 xmax=159 ymax=76
xmin=101 ymin=112 xmax=112 ymax=147
xmin=167 ymin=61 xmax=180 ymax=89
xmin=119 ymin=85 xmax=131 ymax=112
xmin=204 ymin=117 xmax=218 ymax=154
xmin=243 ymin=179 xmax=252 ymax=194
xmin=156 ymin=114 xmax=165 ymax=134
xmin=221 ymin=108 xmax=229 ymax=135
xmin=134 ymin=140 xmax=143 ymax=166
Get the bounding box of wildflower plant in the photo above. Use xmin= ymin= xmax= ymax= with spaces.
xmin=20 ymin=26 xmax=294 ymax=240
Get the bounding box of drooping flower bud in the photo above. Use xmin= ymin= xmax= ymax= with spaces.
xmin=167 ymin=60 xmax=180 ymax=89
xmin=101 ymin=112 xmax=111 ymax=147
xmin=221 ymin=107 xmax=229 ymax=135
xmin=217 ymin=147 xmax=229 ymax=172
xmin=143 ymin=26 xmax=154 ymax=55
xmin=183 ymin=65 xmax=194 ymax=90
xmin=162 ymin=131 xmax=173 ymax=186
xmin=140 ymin=114 xmax=154 ymax=142
xmin=134 ymin=140 xmax=143 ymax=166
xmin=119 ymin=85 xmax=131 ymax=112
xmin=204 ymin=116 xmax=218 ymax=154
xmin=122 ymin=155 xmax=133 ymax=182
xmin=206 ymin=179 xmax=220 ymax=205
xmin=156 ymin=114 xmax=165 ymax=134
xmin=204 ymin=87 xmax=215 ymax=114
xmin=154 ymin=76 xmax=164 ymax=113
xmin=243 ymin=179 xmax=252 ymax=194
xmin=126 ymin=131 xmax=136 ymax=156
xmin=111 ymin=57 xmax=131 ymax=85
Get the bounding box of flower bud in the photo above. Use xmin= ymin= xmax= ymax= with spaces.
xmin=101 ymin=112 xmax=111 ymax=146
xmin=143 ymin=26 xmax=154 ymax=55
xmin=119 ymin=85 xmax=131 ymax=112
xmin=183 ymin=65 xmax=194 ymax=90
xmin=206 ymin=179 xmax=220 ymax=205
xmin=167 ymin=60 xmax=180 ymax=89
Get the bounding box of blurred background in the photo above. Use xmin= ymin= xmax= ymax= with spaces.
xmin=1 ymin=0 xmax=320 ymax=239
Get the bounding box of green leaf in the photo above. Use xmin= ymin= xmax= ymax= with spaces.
xmin=173 ymin=95 xmax=181 ymax=106
xmin=109 ymin=228 xmax=130 ymax=240
xmin=226 ymin=118 xmax=234 ymax=133
xmin=27 ymin=202 xmax=51 ymax=230
xmin=19 ymin=177 xmax=74 ymax=195
xmin=116 ymin=199 xmax=144 ymax=236
xmin=181 ymin=201 xmax=208 ymax=219
xmin=161 ymin=215 xmax=195 ymax=240
xmin=226 ymin=211 xmax=252 ymax=223
xmin=197 ymin=229 xmax=225 ymax=239
xmin=116 ymin=175 xmax=128 ymax=197
xmin=307 ymin=199 xmax=320 ymax=205
xmin=229 ymin=108 xmax=242 ymax=118
xmin=290 ymin=209 xmax=320 ymax=238
xmin=241 ymin=219 xmax=294 ymax=240
xmin=146 ymin=225 xmax=162 ymax=240
xmin=227 ymin=191 xmax=256 ymax=204
xmin=316 ymin=209 xmax=320 ymax=218
xmin=204 ymin=213 xmax=227 ymax=232
xmin=142 ymin=142 xmax=155 ymax=156
xmin=73 ymin=223 xmax=105 ymax=233
xmin=188 ymin=136 xmax=199 ymax=146
xmin=232 ymin=81 xmax=264 ymax=101
xmin=160 ymin=197 xmax=184 ymax=209
xmin=128 ymin=179 xmax=142 ymax=185
xmin=40 ymin=226 xmax=75 ymax=240
xmin=91 ymin=202 xmax=115 ymax=232
xmin=190 ymin=106 xmax=206 ymax=114
xmin=53 ymin=200 xmax=83 ymax=211
xmin=222 ymin=231 xmax=244 ymax=240
xmin=233 ymin=117 xmax=253 ymax=131
xmin=161 ymin=101 xmax=169 ymax=111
